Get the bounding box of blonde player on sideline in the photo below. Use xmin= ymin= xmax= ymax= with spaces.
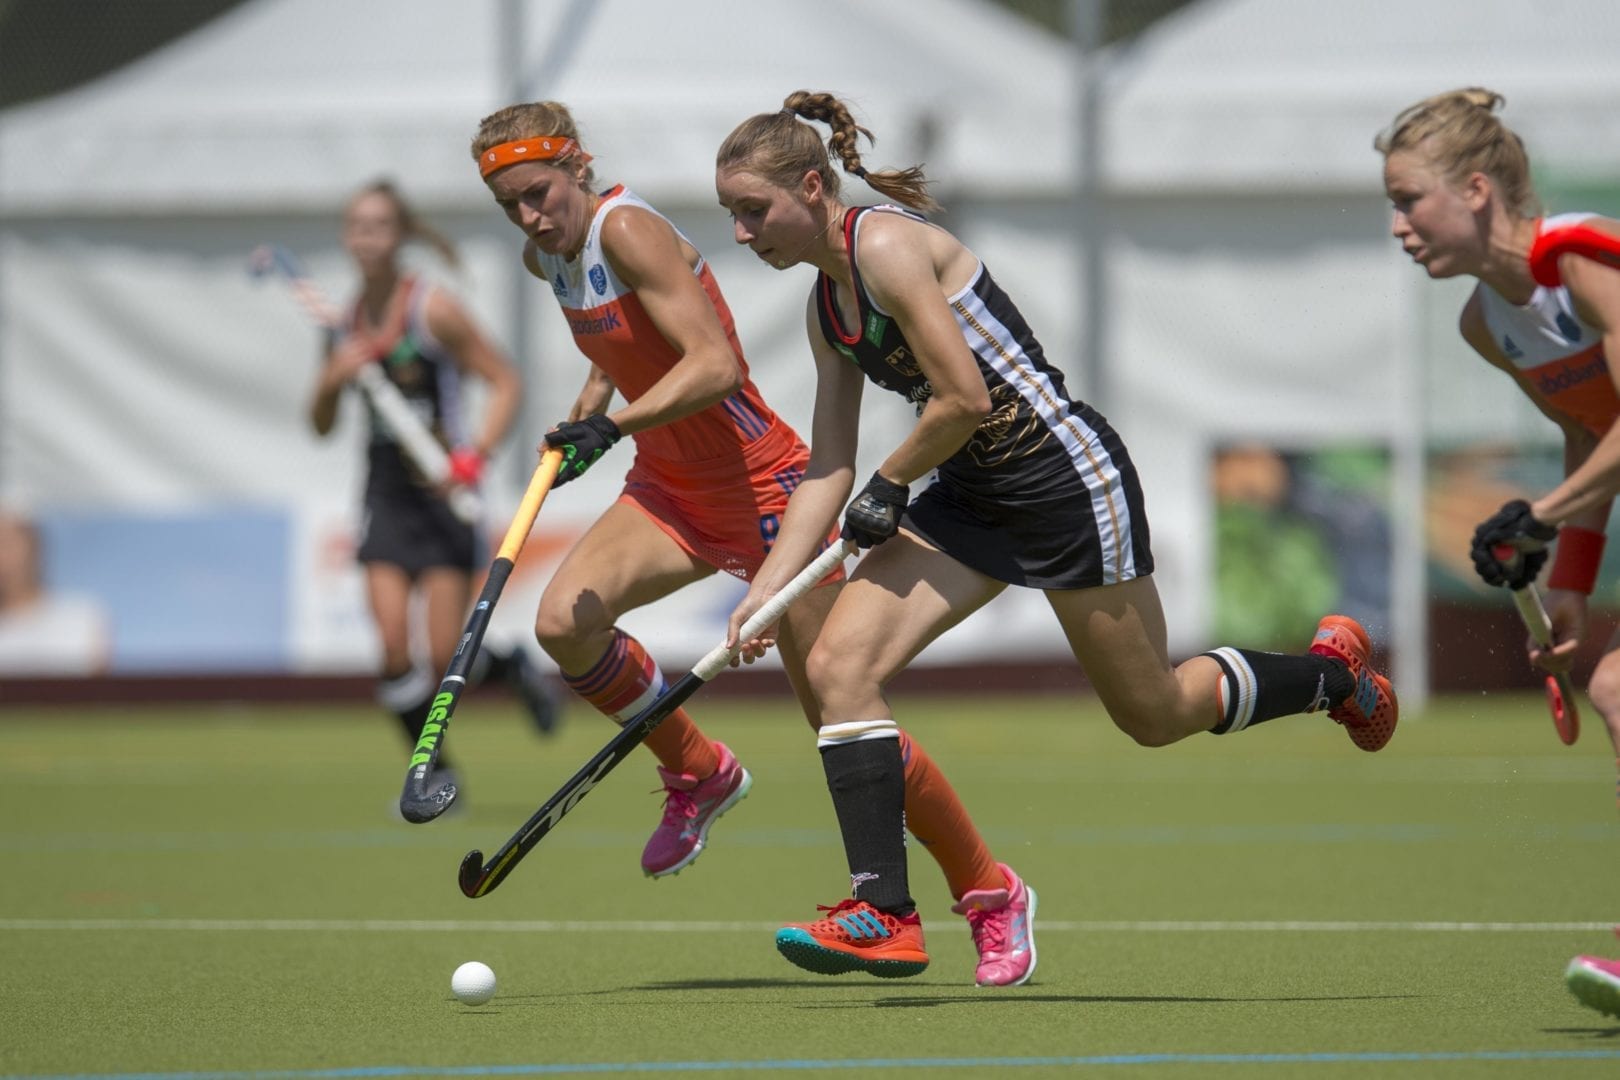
xmin=1376 ymin=87 xmax=1620 ymax=1019
xmin=309 ymin=180 xmax=559 ymax=793
xmin=471 ymin=103 xmax=1038 ymax=985
xmin=716 ymin=91 xmax=1398 ymax=982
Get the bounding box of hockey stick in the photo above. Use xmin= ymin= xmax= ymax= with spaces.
xmin=1493 ymin=544 xmax=1580 ymax=745
xmin=248 ymin=243 xmax=482 ymax=524
xmin=458 ymin=537 xmax=856 ymax=898
xmin=399 ymin=448 xmax=566 ymax=823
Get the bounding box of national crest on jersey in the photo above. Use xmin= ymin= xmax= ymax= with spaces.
xmin=1481 ymin=212 xmax=1617 ymax=434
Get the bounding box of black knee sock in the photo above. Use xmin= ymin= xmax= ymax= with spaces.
xmin=379 ymin=668 xmax=454 ymax=772
xmin=471 ymin=647 xmax=512 ymax=687
xmin=820 ymin=736 xmax=913 ymax=916
xmin=1203 ymin=647 xmax=1354 ymax=735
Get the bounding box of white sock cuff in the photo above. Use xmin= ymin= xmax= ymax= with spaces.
xmin=1207 ymin=646 xmax=1258 ymax=733
xmin=816 ymin=718 xmax=900 ymax=749
xmin=377 ymin=667 xmax=435 ymax=710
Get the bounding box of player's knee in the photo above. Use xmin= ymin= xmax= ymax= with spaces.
xmin=803 ymin=639 xmax=871 ymax=702
xmin=531 ymin=608 xmax=570 ymax=656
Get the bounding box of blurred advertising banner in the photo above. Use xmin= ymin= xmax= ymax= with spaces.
xmin=1211 ymin=443 xmax=1394 ymax=655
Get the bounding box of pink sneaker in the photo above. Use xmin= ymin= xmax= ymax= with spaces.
xmin=641 ymin=742 xmax=751 ymax=878
xmin=950 ymin=862 xmax=1037 ymax=987
xmin=1566 ymin=954 xmax=1620 ymax=1018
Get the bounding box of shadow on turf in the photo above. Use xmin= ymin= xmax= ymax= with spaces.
xmin=618 ymin=980 xmax=1423 ymax=1006
xmin=1543 ymin=1025 xmax=1620 ymax=1039
xmin=856 ymin=993 xmax=1423 ymax=1009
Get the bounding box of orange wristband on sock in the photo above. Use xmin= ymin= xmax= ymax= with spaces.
xmin=1548 ymin=526 xmax=1606 ymax=594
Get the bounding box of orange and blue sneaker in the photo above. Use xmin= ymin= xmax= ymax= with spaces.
xmin=1566 ymin=953 xmax=1620 ymax=1018
xmin=641 ymin=742 xmax=751 ymax=878
xmin=951 ymin=862 xmax=1037 ymax=987
xmin=1309 ymin=615 xmax=1398 ymax=752
xmin=775 ymin=899 xmax=929 ymax=978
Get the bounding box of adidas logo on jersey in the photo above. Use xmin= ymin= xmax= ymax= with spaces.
xmin=1501 ymin=334 xmax=1523 ymax=360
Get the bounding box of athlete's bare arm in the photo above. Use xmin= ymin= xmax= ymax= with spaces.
xmin=598 ymin=206 xmax=744 ymax=436
xmin=854 ymin=215 xmax=990 ymax=486
xmin=1513 ymin=256 xmax=1620 ymax=524
xmin=423 ymin=287 xmax=522 ymax=457
xmin=725 ymin=293 xmax=863 ymax=648
xmin=1460 ymin=292 xmax=1610 ymax=530
xmin=568 ymin=363 xmax=616 ymax=421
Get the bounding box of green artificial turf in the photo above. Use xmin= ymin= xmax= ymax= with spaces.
xmin=2 ymin=690 xmax=1618 ymax=1078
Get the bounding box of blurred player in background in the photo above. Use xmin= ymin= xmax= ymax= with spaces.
xmin=717 ymin=90 xmax=1397 ymax=982
xmin=0 ymin=505 xmax=110 ymax=676
xmin=1377 ymin=86 xmax=1620 ymax=1020
xmin=471 ymin=102 xmax=1037 ymax=985
xmin=309 ymin=180 xmax=559 ymax=798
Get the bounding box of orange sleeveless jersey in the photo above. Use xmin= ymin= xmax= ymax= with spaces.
xmin=533 ymin=186 xmax=836 ymax=580
xmin=1479 ymin=212 xmax=1620 ymax=436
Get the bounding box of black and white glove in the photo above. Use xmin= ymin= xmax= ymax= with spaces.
xmin=1470 ymin=498 xmax=1557 ymax=590
xmin=841 ymin=472 xmax=910 ymax=549
xmin=543 ymin=414 xmax=622 ymax=487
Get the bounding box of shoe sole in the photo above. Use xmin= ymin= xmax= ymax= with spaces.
xmin=644 ymin=767 xmax=753 ymax=879
xmin=775 ymin=928 xmax=928 ymax=978
xmin=1566 ymin=958 xmax=1620 ymax=1018
xmin=978 ymin=885 xmax=1038 ymax=988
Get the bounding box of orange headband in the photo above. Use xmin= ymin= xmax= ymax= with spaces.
xmin=477 ymin=137 xmax=592 ymax=178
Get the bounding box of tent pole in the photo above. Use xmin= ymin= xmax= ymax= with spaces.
xmin=1070 ymin=0 xmax=1107 ymax=410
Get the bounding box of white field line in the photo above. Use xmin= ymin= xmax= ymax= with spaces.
xmin=0 ymin=918 xmax=1611 ymax=933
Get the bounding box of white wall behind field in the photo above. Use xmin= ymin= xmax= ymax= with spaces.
xmin=6 ymin=0 xmax=1620 ymax=684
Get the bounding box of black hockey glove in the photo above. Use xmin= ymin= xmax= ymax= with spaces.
xmin=841 ymin=472 xmax=910 ymax=549
xmin=544 ymin=414 xmax=622 ymax=487
xmin=1470 ymin=498 xmax=1557 ymax=589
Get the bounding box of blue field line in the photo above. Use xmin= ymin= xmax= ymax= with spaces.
xmin=10 ymin=1050 xmax=1620 ymax=1078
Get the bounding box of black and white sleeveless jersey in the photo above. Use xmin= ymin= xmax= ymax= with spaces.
xmin=813 ymin=205 xmax=1151 ymax=588
xmin=343 ymin=276 xmax=470 ymax=495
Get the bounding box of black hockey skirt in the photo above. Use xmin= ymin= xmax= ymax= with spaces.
xmin=356 ymin=480 xmax=481 ymax=577
xmin=902 ymin=441 xmax=1154 ymax=592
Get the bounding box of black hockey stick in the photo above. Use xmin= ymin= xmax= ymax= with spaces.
xmin=399 ymin=448 xmax=565 ymax=823
xmin=458 ymin=537 xmax=855 ymax=897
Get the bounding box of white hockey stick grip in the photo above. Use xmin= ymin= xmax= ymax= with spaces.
xmin=691 ymin=539 xmax=856 ymax=682
xmin=1509 ymin=584 xmax=1556 ymax=648
xmin=352 ymin=362 xmax=482 ymax=525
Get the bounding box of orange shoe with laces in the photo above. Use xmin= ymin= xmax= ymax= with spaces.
xmin=1309 ymin=615 xmax=1398 ymax=752
xmin=775 ymin=899 xmax=929 ymax=978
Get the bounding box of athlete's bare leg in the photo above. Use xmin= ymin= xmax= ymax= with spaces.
xmin=1045 ymin=577 xmax=1222 ymax=747
xmin=534 ymin=502 xmax=713 ymax=669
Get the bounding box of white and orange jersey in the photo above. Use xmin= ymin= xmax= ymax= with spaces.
xmin=1478 ymin=212 xmax=1619 ymax=435
xmin=533 ymin=185 xmax=783 ymax=465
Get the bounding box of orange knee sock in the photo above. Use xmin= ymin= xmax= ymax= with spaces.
xmin=898 ymin=728 xmax=1006 ymax=901
xmin=560 ymin=628 xmax=719 ymax=778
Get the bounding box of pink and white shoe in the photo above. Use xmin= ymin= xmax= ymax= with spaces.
xmin=951 ymin=862 xmax=1038 ymax=987
xmin=641 ymin=742 xmax=751 ymax=878
xmin=1566 ymin=953 xmax=1620 ymax=1019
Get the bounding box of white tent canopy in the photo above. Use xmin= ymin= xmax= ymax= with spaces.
xmin=1102 ymin=0 xmax=1620 ymax=192
xmin=0 ymin=0 xmax=1082 ymax=676
xmin=0 ymin=0 xmax=1077 ymax=215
